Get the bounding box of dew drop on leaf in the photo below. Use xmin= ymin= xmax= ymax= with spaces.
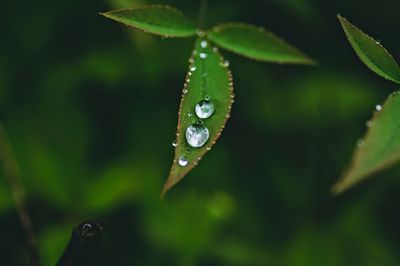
xmin=201 ymin=40 xmax=208 ymax=48
xmin=172 ymin=140 xmax=177 ymax=147
xmin=185 ymin=125 xmax=209 ymax=148
xmin=200 ymin=52 xmax=208 ymax=59
xmin=178 ymin=156 xmax=188 ymax=166
xmin=376 ymin=104 xmax=382 ymax=111
xmin=195 ymin=100 xmax=215 ymax=119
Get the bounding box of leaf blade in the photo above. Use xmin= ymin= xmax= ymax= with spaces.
xmin=207 ymin=23 xmax=314 ymax=64
xmin=338 ymin=15 xmax=400 ymax=84
xmin=101 ymin=5 xmax=196 ymax=38
xmin=332 ymin=92 xmax=400 ymax=194
xmin=163 ymin=39 xmax=234 ymax=196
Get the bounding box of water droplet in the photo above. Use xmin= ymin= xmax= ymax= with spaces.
xmin=200 ymin=40 xmax=208 ymax=48
xmin=190 ymin=65 xmax=196 ymax=71
xmin=183 ymin=88 xmax=188 ymax=94
xmin=365 ymin=120 xmax=372 ymax=128
xmin=375 ymin=40 xmax=381 ymax=45
xmin=204 ymin=95 xmax=211 ymax=101
xmin=188 ymin=112 xmax=193 ymax=117
xmin=220 ymin=60 xmax=229 ymax=67
xmin=196 ymin=30 xmax=206 ymax=38
xmin=185 ymin=125 xmax=209 ymax=148
xmin=375 ymin=104 xmax=382 ymax=111
xmin=195 ymin=100 xmax=215 ymax=119
xmin=172 ymin=140 xmax=177 ymax=147
xmin=206 ymin=147 xmax=211 ymax=151
xmin=356 ymin=139 xmax=365 ymax=148
xmin=200 ymin=53 xmax=208 ymax=59
xmin=225 ymin=113 xmax=231 ymax=118
xmin=178 ymin=156 xmax=188 ymax=166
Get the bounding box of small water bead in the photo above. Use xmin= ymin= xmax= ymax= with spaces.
xmin=172 ymin=140 xmax=177 ymax=147
xmin=185 ymin=125 xmax=209 ymax=148
xmin=200 ymin=40 xmax=208 ymax=48
xmin=365 ymin=120 xmax=373 ymax=128
xmin=188 ymin=112 xmax=193 ymax=117
xmin=199 ymin=53 xmax=208 ymax=59
xmin=195 ymin=100 xmax=215 ymax=119
xmin=190 ymin=65 xmax=196 ymax=71
xmin=178 ymin=156 xmax=188 ymax=166
xmin=220 ymin=60 xmax=229 ymax=67
xmin=204 ymin=95 xmax=211 ymax=101
xmin=197 ymin=30 xmax=206 ymax=38
xmin=375 ymin=104 xmax=382 ymax=111
xmin=183 ymin=88 xmax=188 ymax=94
xmin=356 ymin=139 xmax=365 ymax=148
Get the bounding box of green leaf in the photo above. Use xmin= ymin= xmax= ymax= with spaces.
xmin=101 ymin=5 xmax=196 ymax=38
xmin=338 ymin=15 xmax=400 ymax=84
xmin=332 ymin=91 xmax=400 ymax=194
xmin=162 ymin=39 xmax=234 ymax=196
xmin=206 ymin=23 xmax=314 ymax=64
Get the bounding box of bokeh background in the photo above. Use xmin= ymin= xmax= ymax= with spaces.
xmin=1 ymin=0 xmax=400 ymax=265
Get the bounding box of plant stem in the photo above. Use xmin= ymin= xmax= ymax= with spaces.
xmin=0 ymin=122 xmax=40 ymax=266
xmin=197 ymin=0 xmax=208 ymax=29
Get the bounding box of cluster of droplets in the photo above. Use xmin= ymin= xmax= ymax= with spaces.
xmin=174 ymin=39 xmax=232 ymax=167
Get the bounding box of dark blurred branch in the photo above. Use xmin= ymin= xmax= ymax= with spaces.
xmin=0 ymin=122 xmax=40 ymax=266
xmin=197 ymin=0 xmax=208 ymax=29
xmin=57 ymin=221 xmax=103 ymax=266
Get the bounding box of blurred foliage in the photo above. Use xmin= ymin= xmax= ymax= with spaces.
xmin=1 ymin=0 xmax=400 ymax=265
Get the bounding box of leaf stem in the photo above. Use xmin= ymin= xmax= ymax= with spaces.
xmin=0 ymin=122 xmax=40 ymax=266
xmin=197 ymin=0 xmax=208 ymax=29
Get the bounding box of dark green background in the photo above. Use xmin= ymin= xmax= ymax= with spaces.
xmin=1 ymin=0 xmax=400 ymax=265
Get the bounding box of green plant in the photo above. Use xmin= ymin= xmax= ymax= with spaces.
xmin=101 ymin=4 xmax=314 ymax=195
xmin=332 ymin=15 xmax=400 ymax=194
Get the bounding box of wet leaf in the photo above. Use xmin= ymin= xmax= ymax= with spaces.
xmin=163 ymin=39 xmax=234 ymax=196
xmin=332 ymin=92 xmax=400 ymax=194
xmin=101 ymin=5 xmax=196 ymax=38
xmin=207 ymin=23 xmax=314 ymax=64
xmin=338 ymin=15 xmax=400 ymax=84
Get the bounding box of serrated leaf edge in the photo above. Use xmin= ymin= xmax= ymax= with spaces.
xmin=207 ymin=22 xmax=316 ymax=65
xmin=161 ymin=47 xmax=234 ymax=197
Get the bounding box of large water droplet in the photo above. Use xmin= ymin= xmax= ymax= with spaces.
xmin=195 ymin=100 xmax=215 ymax=119
xmin=178 ymin=156 xmax=188 ymax=166
xmin=185 ymin=125 xmax=209 ymax=148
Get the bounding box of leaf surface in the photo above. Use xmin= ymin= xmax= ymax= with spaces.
xmin=207 ymin=23 xmax=314 ymax=64
xmin=163 ymin=39 xmax=234 ymax=196
xmin=332 ymin=92 xmax=400 ymax=194
xmin=101 ymin=5 xmax=196 ymax=37
xmin=338 ymin=15 xmax=400 ymax=84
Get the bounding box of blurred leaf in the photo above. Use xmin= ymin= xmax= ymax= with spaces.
xmin=84 ymin=164 xmax=140 ymax=212
xmin=333 ymin=91 xmax=400 ymax=194
xmin=101 ymin=5 xmax=197 ymax=38
xmin=162 ymin=39 xmax=234 ymax=195
xmin=39 ymin=225 xmax=71 ymax=266
xmin=338 ymin=15 xmax=400 ymax=84
xmin=207 ymin=23 xmax=314 ymax=64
